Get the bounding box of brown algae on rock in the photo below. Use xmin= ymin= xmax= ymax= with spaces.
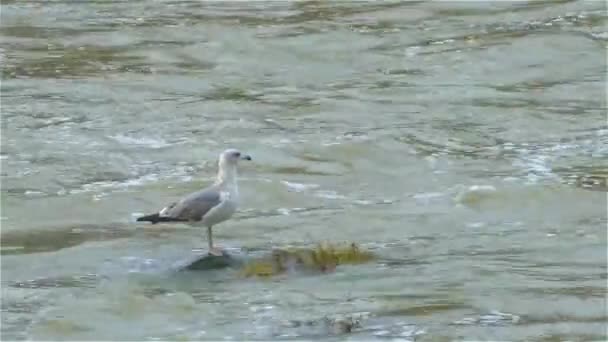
xmin=241 ymin=242 xmax=374 ymax=278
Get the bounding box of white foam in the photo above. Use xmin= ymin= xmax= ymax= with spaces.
xmin=281 ymin=180 xmax=319 ymax=192
xmin=74 ymin=173 xmax=161 ymax=194
xmin=277 ymin=208 xmax=291 ymax=215
xmin=24 ymin=190 xmax=46 ymax=197
xmin=314 ymin=190 xmax=347 ymax=200
xmin=513 ymin=150 xmax=558 ymax=184
xmin=109 ymin=134 xmax=172 ymax=149
xmin=413 ymin=192 xmax=445 ymax=205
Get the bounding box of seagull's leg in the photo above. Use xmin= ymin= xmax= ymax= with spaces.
xmin=207 ymin=226 xmax=213 ymax=250
xmin=207 ymin=226 xmax=222 ymax=256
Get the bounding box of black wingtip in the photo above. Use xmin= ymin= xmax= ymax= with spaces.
xmin=136 ymin=213 xmax=161 ymax=224
xmin=136 ymin=213 xmax=188 ymax=224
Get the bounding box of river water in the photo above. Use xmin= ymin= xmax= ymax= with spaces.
xmin=1 ymin=1 xmax=607 ymax=340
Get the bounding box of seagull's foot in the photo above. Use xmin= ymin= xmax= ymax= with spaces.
xmin=208 ymin=247 xmax=224 ymax=257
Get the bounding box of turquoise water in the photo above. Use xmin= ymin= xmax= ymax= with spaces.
xmin=1 ymin=1 xmax=606 ymax=340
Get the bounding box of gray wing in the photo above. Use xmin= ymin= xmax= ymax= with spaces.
xmin=160 ymin=186 xmax=222 ymax=222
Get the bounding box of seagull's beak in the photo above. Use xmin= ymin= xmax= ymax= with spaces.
xmin=241 ymin=154 xmax=252 ymax=161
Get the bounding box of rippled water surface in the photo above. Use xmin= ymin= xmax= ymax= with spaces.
xmin=1 ymin=1 xmax=607 ymax=340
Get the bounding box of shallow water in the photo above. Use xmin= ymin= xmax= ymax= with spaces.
xmin=1 ymin=1 xmax=607 ymax=340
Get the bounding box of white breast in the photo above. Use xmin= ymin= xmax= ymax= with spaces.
xmin=201 ymin=190 xmax=238 ymax=227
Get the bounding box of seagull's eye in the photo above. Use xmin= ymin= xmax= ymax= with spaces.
xmin=234 ymin=152 xmax=241 ymax=157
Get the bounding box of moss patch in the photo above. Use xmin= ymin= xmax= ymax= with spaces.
xmin=241 ymin=242 xmax=374 ymax=278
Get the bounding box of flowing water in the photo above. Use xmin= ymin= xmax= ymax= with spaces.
xmin=1 ymin=1 xmax=607 ymax=340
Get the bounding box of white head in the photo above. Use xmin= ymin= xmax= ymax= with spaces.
xmin=219 ymin=148 xmax=251 ymax=167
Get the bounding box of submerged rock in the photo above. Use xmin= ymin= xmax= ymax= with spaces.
xmin=281 ymin=313 xmax=368 ymax=337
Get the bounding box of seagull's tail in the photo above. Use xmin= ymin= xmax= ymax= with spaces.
xmin=136 ymin=213 xmax=187 ymax=224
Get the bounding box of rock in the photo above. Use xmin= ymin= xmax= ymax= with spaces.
xmin=174 ymin=243 xmax=375 ymax=275
xmin=175 ymin=250 xmax=243 ymax=271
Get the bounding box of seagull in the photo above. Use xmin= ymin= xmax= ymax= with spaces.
xmin=136 ymin=148 xmax=252 ymax=256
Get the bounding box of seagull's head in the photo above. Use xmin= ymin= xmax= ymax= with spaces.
xmin=219 ymin=148 xmax=252 ymax=168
